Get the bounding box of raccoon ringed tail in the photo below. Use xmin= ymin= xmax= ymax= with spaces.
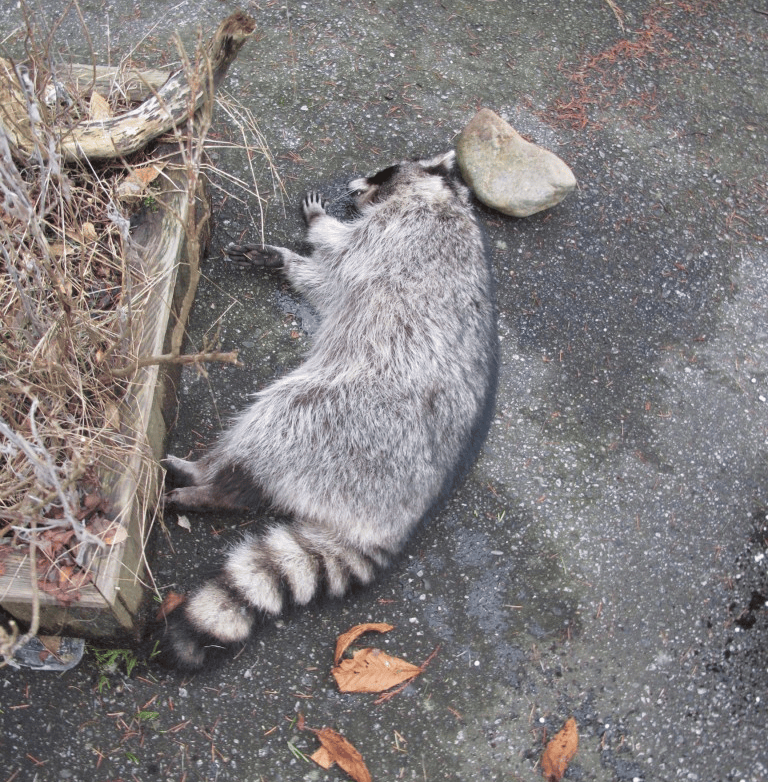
xmin=161 ymin=521 xmax=388 ymax=670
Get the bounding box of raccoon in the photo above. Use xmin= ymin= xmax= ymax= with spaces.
xmin=159 ymin=150 xmax=497 ymax=671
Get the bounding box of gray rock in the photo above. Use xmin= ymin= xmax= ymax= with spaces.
xmin=456 ymin=108 xmax=576 ymax=217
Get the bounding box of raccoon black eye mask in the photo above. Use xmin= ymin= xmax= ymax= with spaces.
xmin=158 ymin=150 xmax=498 ymax=671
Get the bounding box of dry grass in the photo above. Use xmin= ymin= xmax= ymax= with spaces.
xmin=0 ymin=6 xmax=276 ymax=662
xmin=0 ymin=106 xmax=145 ymax=538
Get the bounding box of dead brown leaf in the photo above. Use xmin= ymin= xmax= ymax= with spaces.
xmin=334 ymin=622 xmax=394 ymax=665
xmin=156 ymin=591 xmax=186 ymax=621
xmin=310 ymin=727 xmax=371 ymax=782
xmin=131 ymin=163 xmax=165 ymax=187
xmin=87 ymin=517 xmax=127 ymax=545
xmin=37 ymin=575 xmax=83 ymax=606
xmin=89 ymin=91 xmax=112 ymax=120
xmin=103 ymin=524 xmax=128 ymax=546
xmin=541 ymin=716 xmax=579 ymax=781
xmin=332 ymin=646 xmax=422 ymax=694
xmin=81 ymin=221 xmax=98 ymax=242
xmin=37 ymin=635 xmax=65 ymax=663
xmin=81 ymin=492 xmax=102 ymax=513
xmin=41 ymin=527 xmax=76 ymax=549
xmin=311 ymin=745 xmax=334 ymax=770
xmin=38 ymin=635 xmax=62 ymax=655
xmin=116 ymin=162 xmax=165 ymax=200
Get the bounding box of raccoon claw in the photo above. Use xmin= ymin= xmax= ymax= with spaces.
xmin=225 ymin=242 xmax=284 ymax=268
xmin=302 ymin=191 xmax=327 ymax=224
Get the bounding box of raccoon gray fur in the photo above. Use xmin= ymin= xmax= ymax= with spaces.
xmin=159 ymin=150 xmax=497 ymax=671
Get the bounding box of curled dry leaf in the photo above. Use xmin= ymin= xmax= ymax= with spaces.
xmin=81 ymin=221 xmax=98 ymax=242
xmin=334 ymin=622 xmax=394 ymax=665
xmin=541 ymin=716 xmax=579 ymax=782
xmin=116 ymin=162 xmax=166 ymax=201
xmin=310 ymin=727 xmax=371 ymax=782
xmin=85 ymin=515 xmax=127 ymax=545
xmin=104 ymin=525 xmax=128 ymax=545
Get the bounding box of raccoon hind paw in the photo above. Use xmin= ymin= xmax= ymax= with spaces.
xmin=161 ymin=455 xmax=200 ymax=488
xmin=225 ymin=242 xmax=285 ymax=268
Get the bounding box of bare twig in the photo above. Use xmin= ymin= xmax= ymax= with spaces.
xmin=108 ymin=350 xmax=242 ymax=379
xmin=604 ymin=0 xmax=626 ymax=31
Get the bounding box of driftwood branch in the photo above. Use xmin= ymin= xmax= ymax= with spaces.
xmin=53 ymin=64 xmax=173 ymax=104
xmin=0 ymin=12 xmax=255 ymax=162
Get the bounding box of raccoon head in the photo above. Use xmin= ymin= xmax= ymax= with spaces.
xmin=349 ymin=150 xmax=463 ymax=208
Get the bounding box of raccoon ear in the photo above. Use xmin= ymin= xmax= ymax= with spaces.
xmin=367 ymin=164 xmax=400 ymax=186
xmin=421 ymin=150 xmax=457 ymax=176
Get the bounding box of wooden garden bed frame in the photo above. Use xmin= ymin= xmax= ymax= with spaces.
xmin=0 ymin=13 xmax=254 ymax=641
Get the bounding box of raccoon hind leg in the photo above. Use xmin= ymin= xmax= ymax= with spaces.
xmin=162 ymin=457 xmax=264 ymax=513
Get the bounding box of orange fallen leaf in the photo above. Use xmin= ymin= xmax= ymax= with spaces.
xmin=334 ymin=622 xmax=393 ymax=665
xmin=310 ymin=727 xmax=371 ymax=782
xmin=116 ymin=163 xmax=165 ymax=200
xmin=541 ymin=716 xmax=579 ymax=781
xmin=102 ymin=523 xmax=128 ymax=546
xmin=311 ymin=745 xmax=334 ymax=770
xmin=333 ymin=646 xmax=422 ymax=694
xmin=130 ymin=162 xmax=165 ymax=187
xmin=156 ymin=591 xmax=186 ymax=621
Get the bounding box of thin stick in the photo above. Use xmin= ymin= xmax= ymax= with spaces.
xmin=604 ymin=0 xmax=626 ymax=31
xmin=107 ymin=350 xmax=242 ymax=379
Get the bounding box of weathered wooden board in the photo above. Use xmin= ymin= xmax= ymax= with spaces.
xmin=0 ymin=161 xmax=207 ymax=639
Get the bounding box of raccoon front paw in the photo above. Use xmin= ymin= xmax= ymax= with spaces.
xmin=225 ymin=242 xmax=284 ymax=268
xmin=302 ymin=191 xmax=327 ymax=224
